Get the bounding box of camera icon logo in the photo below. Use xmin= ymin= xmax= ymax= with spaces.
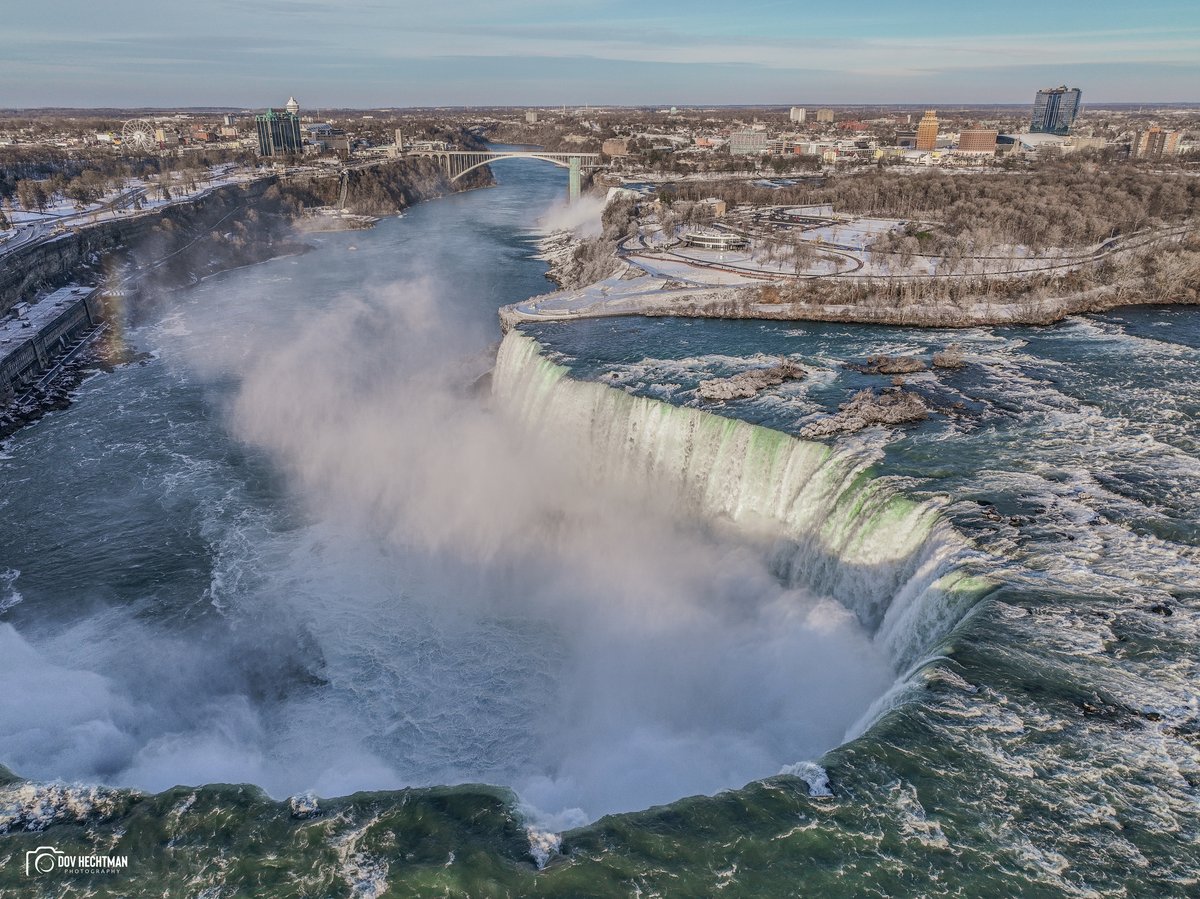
xmin=25 ymin=846 xmax=63 ymax=876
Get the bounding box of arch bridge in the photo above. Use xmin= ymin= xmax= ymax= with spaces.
xmin=410 ymin=149 xmax=603 ymax=202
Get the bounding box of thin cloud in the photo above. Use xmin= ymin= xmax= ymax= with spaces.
xmin=3 ymin=2 xmax=1197 ymax=105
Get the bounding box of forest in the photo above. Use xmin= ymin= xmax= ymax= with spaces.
xmin=753 ymin=233 xmax=1200 ymax=322
xmin=0 ymin=146 xmax=256 ymax=226
xmin=667 ymin=158 xmax=1199 ymax=251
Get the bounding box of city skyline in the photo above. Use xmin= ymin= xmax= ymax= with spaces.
xmin=4 ymin=0 xmax=1199 ymax=107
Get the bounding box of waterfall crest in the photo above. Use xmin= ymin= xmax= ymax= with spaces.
xmin=493 ymin=331 xmax=988 ymax=672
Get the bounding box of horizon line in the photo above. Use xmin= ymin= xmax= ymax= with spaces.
xmin=3 ymin=101 xmax=1199 ymax=113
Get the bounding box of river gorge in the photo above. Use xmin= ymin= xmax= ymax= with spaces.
xmin=1 ymin=157 xmax=1198 ymax=897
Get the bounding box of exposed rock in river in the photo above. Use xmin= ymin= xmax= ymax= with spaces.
xmin=800 ymin=388 xmax=929 ymax=438
xmin=932 ymin=344 xmax=967 ymax=369
xmin=697 ymin=360 xmax=806 ymax=402
xmin=856 ymin=354 xmax=927 ymax=375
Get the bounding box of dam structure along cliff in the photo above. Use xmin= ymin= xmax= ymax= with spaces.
xmin=0 ymin=285 xmax=104 ymax=399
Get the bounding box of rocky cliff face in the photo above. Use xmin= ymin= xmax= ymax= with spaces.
xmin=0 ymin=179 xmax=280 ymax=315
xmin=1 ymin=159 xmax=494 ymax=316
xmin=276 ymin=157 xmax=492 ymax=217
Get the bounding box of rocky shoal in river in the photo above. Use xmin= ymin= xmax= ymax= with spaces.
xmin=697 ymin=360 xmax=807 ymax=402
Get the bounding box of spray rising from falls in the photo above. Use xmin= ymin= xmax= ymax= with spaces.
xmin=197 ymin=287 xmax=988 ymax=823
xmin=492 ymin=331 xmax=982 ymax=672
xmin=536 ymin=192 xmax=607 ymax=238
xmin=0 ymin=271 xmax=985 ymax=828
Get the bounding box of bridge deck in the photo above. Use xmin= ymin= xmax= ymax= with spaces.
xmin=409 ymin=149 xmax=603 ymax=199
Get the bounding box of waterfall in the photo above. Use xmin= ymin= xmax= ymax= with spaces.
xmin=493 ymin=331 xmax=989 ymax=673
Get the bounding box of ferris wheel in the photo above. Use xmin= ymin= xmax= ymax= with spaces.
xmin=121 ymin=119 xmax=157 ymax=152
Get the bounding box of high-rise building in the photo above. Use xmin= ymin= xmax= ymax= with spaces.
xmin=1132 ymin=127 xmax=1182 ymax=159
xmin=525 ymin=110 xmax=538 ymax=124
xmin=285 ymin=96 xmax=300 ymax=116
xmin=790 ymin=106 xmax=807 ymax=123
xmin=957 ymin=129 xmax=998 ymax=154
xmin=815 ymin=108 xmax=835 ymax=123
xmin=916 ymin=110 xmax=939 ymax=150
xmin=1030 ymin=86 xmax=1082 ymax=135
xmin=256 ymin=108 xmax=302 ymax=157
xmin=729 ymin=130 xmax=769 ymax=155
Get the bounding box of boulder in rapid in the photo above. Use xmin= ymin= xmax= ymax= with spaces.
xmin=697 ymin=360 xmax=807 ymax=402
xmin=800 ymin=388 xmax=929 ymax=438
xmin=858 ymin=354 xmax=926 ymax=375
xmin=932 ymin=344 xmax=967 ymax=369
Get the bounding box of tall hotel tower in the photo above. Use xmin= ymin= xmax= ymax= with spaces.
xmin=1030 ymin=86 xmax=1082 ymax=135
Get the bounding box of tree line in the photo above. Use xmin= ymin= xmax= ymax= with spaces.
xmin=667 ymin=157 xmax=1199 ymax=251
xmin=757 ymin=233 xmax=1200 ymax=317
xmin=0 ymin=146 xmax=255 ymax=216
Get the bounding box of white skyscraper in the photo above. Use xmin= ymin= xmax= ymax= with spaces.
xmin=285 ymin=96 xmax=300 ymax=116
xmin=789 ymin=106 xmax=807 ymax=123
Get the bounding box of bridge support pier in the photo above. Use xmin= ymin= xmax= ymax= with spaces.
xmin=568 ymin=156 xmax=581 ymax=204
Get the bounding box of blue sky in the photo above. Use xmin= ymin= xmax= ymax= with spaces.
xmin=5 ymin=0 xmax=1198 ymax=107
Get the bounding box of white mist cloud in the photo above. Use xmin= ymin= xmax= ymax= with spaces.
xmin=0 ymin=266 xmax=896 ymax=825
xmin=538 ymin=193 xmax=607 ymax=238
xmin=219 ymin=273 xmax=895 ymax=820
